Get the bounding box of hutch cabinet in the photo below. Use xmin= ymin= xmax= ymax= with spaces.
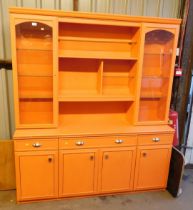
xmin=10 ymin=7 xmax=181 ymax=203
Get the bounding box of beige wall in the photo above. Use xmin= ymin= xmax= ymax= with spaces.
xmin=0 ymin=0 xmax=182 ymax=138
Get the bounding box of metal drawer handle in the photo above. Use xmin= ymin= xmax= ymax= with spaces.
xmin=152 ymin=137 xmax=160 ymax=142
xmin=32 ymin=142 xmax=42 ymax=148
xmin=76 ymin=141 xmax=84 ymax=146
xmin=115 ymin=139 xmax=124 ymax=144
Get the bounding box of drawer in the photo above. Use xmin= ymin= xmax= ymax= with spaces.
xmin=59 ymin=135 xmax=137 ymax=149
xmin=138 ymin=133 xmax=173 ymax=145
xmin=14 ymin=139 xmax=58 ymax=151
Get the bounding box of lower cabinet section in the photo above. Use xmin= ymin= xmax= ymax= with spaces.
xmin=15 ymin=151 xmax=58 ymax=201
xmin=59 ymin=149 xmax=98 ymax=196
xmin=100 ymin=147 xmax=136 ymax=192
xmin=14 ymin=133 xmax=173 ymax=202
xmin=134 ymin=145 xmax=172 ymax=190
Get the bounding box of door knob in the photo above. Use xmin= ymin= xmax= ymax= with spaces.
xmin=104 ymin=154 xmax=109 ymax=160
xmin=142 ymin=152 xmax=147 ymax=157
xmin=48 ymin=156 xmax=53 ymax=162
xmin=90 ymin=155 xmax=94 ymax=160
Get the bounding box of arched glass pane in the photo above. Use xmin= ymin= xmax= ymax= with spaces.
xmin=138 ymin=30 xmax=174 ymax=122
xmin=15 ymin=21 xmax=53 ymax=125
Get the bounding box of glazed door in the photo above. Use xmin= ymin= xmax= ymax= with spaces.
xmin=59 ymin=149 xmax=97 ymax=197
xmin=138 ymin=25 xmax=179 ymax=124
xmin=134 ymin=145 xmax=171 ymax=190
xmin=15 ymin=151 xmax=58 ymax=201
xmin=10 ymin=15 xmax=57 ymax=128
xmin=100 ymin=147 xmax=136 ymax=192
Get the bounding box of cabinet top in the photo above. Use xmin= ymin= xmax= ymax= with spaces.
xmin=9 ymin=7 xmax=181 ymax=25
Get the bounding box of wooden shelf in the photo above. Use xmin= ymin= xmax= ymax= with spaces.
xmin=103 ymin=72 xmax=135 ymax=77
xmin=59 ymin=114 xmax=132 ymax=135
xmin=59 ymin=90 xmax=134 ymax=102
xmin=59 ymin=50 xmax=138 ymax=60
xmin=140 ymin=91 xmax=163 ymax=99
xmin=17 ymin=48 xmax=52 ymax=51
xmin=19 ymin=90 xmax=53 ymax=99
xmin=59 ymin=36 xmax=136 ymax=44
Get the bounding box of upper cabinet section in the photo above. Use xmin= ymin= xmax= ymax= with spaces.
xmin=10 ymin=9 xmax=180 ymax=130
xmin=58 ymin=22 xmax=140 ymax=60
xmin=10 ymin=15 xmax=58 ymax=128
xmin=138 ymin=25 xmax=179 ymax=124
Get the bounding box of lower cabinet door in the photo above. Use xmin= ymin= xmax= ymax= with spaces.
xmin=100 ymin=147 xmax=136 ymax=193
xmin=134 ymin=145 xmax=172 ymax=190
xmin=59 ymin=149 xmax=97 ymax=197
xmin=15 ymin=151 xmax=58 ymax=201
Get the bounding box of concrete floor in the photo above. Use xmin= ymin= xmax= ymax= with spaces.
xmin=0 ymin=169 xmax=193 ymax=210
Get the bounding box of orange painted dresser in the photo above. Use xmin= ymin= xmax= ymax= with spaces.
xmin=9 ymin=7 xmax=181 ymax=203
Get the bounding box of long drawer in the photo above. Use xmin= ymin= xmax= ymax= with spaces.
xmin=138 ymin=133 xmax=173 ymax=145
xmin=59 ymin=135 xmax=137 ymax=149
xmin=14 ymin=139 xmax=58 ymax=151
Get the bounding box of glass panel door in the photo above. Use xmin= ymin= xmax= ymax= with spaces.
xmin=15 ymin=21 xmax=54 ymax=127
xmin=138 ymin=29 xmax=174 ymax=122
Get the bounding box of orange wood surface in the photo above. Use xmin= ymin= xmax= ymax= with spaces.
xmin=9 ymin=8 xmax=180 ymax=202
xmin=15 ymin=150 xmax=58 ymax=201
xmin=14 ymin=139 xmax=58 ymax=151
xmin=59 ymin=149 xmax=98 ymax=197
xmin=134 ymin=145 xmax=172 ymax=190
xmin=99 ymin=147 xmax=136 ymax=192
xmin=138 ymin=134 xmax=173 ymax=145
xmin=59 ymin=135 xmax=137 ymax=149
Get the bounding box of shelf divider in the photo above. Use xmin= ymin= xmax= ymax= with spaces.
xmin=97 ymin=60 xmax=103 ymax=94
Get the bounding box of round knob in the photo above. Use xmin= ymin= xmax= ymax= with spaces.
xmin=142 ymin=152 xmax=147 ymax=157
xmin=90 ymin=155 xmax=94 ymax=160
xmin=104 ymin=154 xmax=109 ymax=160
xmin=48 ymin=156 xmax=53 ymax=162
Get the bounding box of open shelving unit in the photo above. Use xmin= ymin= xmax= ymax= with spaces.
xmin=57 ymin=21 xmax=140 ymax=130
xmin=12 ymin=15 xmax=178 ymax=130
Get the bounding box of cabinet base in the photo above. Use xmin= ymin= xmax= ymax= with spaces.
xmin=17 ymin=188 xmax=166 ymax=204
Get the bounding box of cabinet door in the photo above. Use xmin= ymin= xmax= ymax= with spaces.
xmin=15 ymin=151 xmax=58 ymax=201
xmin=100 ymin=147 xmax=136 ymax=193
xmin=10 ymin=15 xmax=58 ymax=128
xmin=137 ymin=25 xmax=179 ymax=124
xmin=59 ymin=149 xmax=98 ymax=197
xmin=134 ymin=145 xmax=171 ymax=190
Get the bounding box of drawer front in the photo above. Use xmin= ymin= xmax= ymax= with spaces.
xmin=59 ymin=135 xmax=137 ymax=149
xmin=138 ymin=133 xmax=173 ymax=145
xmin=14 ymin=139 xmax=58 ymax=151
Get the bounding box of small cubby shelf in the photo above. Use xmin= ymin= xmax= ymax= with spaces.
xmin=58 ymin=58 xmax=137 ymax=102
xmin=58 ymin=22 xmax=140 ymax=60
xmin=59 ymin=101 xmax=134 ymax=134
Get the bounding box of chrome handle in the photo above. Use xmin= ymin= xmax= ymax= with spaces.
xmin=115 ymin=139 xmax=124 ymax=144
xmin=75 ymin=141 xmax=84 ymax=146
xmin=152 ymin=137 xmax=160 ymax=142
xmin=32 ymin=142 xmax=42 ymax=148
